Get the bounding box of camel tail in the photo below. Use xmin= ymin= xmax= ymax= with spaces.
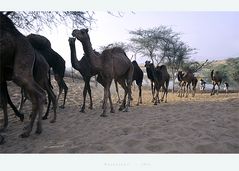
xmin=211 ymin=70 xmax=214 ymax=81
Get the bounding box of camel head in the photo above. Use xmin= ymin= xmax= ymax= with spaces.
xmin=144 ymin=60 xmax=151 ymax=68
xmin=68 ymin=37 xmax=76 ymax=44
xmin=72 ymin=28 xmax=89 ymax=42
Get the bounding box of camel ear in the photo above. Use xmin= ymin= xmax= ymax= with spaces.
xmin=86 ymin=28 xmax=89 ymax=33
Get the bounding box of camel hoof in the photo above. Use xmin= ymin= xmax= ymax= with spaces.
xmin=123 ymin=108 xmax=129 ymax=112
xmin=20 ymin=132 xmax=30 ymax=138
xmin=35 ymin=129 xmax=42 ymax=134
xmin=23 ymin=125 xmax=30 ymax=131
xmin=119 ymin=105 xmax=125 ymax=111
xmin=42 ymin=115 xmax=48 ymax=120
xmin=0 ymin=135 xmax=5 ymax=145
xmin=136 ymin=103 xmax=139 ymax=106
xmin=88 ymin=106 xmax=93 ymax=110
xmin=100 ymin=114 xmax=108 ymax=117
xmin=80 ymin=109 xmax=85 ymax=113
xmin=50 ymin=119 xmax=56 ymax=123
xmin=19 ymin=115 xmax=24 ymax=122
xmin=59 ymin=105 xmax=65 ymax=109
xmin=110 ymin=109 xmax=115 ymax=113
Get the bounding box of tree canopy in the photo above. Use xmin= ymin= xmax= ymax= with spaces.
xmin=2 ymin=11 xmax=95 ymax=32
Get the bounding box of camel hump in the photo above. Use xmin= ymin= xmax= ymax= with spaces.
xmin=158 ymin=65 xmax=167 ymax=71
xmin=111 ymin=47 xmax=126 ymax=54
xmin=27 ymin=34 xmax=51 ymax=49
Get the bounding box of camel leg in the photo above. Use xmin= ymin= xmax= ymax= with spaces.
xmin=18 ymin=88 xmax=27 ymax=113
xmin=114 ymin=80 xmax=121 ymax=103
xmin=60 ymin=79 xmax=68 ymax=109
xmin=154 ymin=89 xmax=159 ymax=105
xmin=54 ymin=75 xmax=67 ymax=109
xmin=13 ymin=76 xmax=46 ymax=138
xmin=137 ymin=85 xmax=142 ymax=106
xmin=56 ymin=80 xmax=63 ymax=108
xmin=46 ymin=83 xmax=57 ymax=123
xmin=20 ymin=82 xmax=45 ymax=137
xmin=87 ymin=81 xmax=93 ymax=110
xmin=125 ymin=74 xmax=133 ymax=112
xmin=151 ymin=81 xmax=155 ymax=102
xmin=101 ymin=80 xmax=112 ymax=117
xmin=80 ymin=81 xmax=88 ymax=113
xmin=211 ymin=83 xmax=215 ymax=95
xmin=108 ymin=89 xmax=115 ymax=113
xmin=161 ymin=85 xmax=167 ymax=103
xmin=42 ymin=95 xmax=51 ymax=120
xmin=117 ymin=79 xmax=127 ymax=111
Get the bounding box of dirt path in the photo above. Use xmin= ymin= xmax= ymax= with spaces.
xmin=0 ymin=78 xmax=239 ymax=153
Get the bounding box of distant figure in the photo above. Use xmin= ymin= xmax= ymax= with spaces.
xmin=224 ymin=82 xmax=229 ymax=94
xmin=200 ymin=79 xmax=206 ymax=92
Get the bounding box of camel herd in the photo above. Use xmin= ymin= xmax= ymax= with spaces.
xmin=0 ymin=13 xmax=227 ymax=144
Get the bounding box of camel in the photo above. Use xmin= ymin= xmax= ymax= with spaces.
xmin=145 ymin=61 xmax=157 ymax=102
xmin=153 ymin=65 xmax=170 ymax=104
xmin=0 ymin=12 xmax=46 ymax=137
xmin=68 ymin=37 xmax=99 ymax=112
xmin=27 ymin=34 xmax=68 ymax=109
xmin=177 ymin=70 xmax=197 ymax=97
xmin=211 ymin=70 xmax=222 ymax=95
xmin=72 ymin=28 xmax=133 ymax=117
xmin=115 ymin=60 xmax=143 ymax=106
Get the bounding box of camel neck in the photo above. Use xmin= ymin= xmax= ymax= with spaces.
xmin=81 ymin=39 xmax=102 ymax=71
xmin=69 ymin=42 xmax=79 ymax=70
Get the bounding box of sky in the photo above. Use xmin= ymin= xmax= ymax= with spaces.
xmin=35 ymin=11 xmax=239 ymax=69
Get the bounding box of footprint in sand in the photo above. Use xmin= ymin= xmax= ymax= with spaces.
xmin=124 ymin=139 xmax=141 ymax=148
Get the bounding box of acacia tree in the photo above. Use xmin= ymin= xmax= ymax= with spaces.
xmin=129 ymin=26 xmax=173 ymax=65
xmin=3 ymin=11 xmax=94 ymax=32
xmin=160 ymin=36 xmax=196 ymax=92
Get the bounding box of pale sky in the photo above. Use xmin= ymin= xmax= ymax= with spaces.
xmin=35 ymin=11 xmax=239 ymax=68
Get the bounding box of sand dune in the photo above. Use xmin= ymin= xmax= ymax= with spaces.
xmin=0 ymin=78 xmax=239 ymax=153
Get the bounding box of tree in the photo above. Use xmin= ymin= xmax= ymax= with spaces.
xmin=3 ymin=11 xmax=94 ymax=32
xmin=129 ymin=26 xmax=173 ymax=65
xmin=160 ymin=36 xmax=196 ymax=92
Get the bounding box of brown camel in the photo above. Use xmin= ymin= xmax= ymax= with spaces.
xmin=0 ymin=12 xmax=46 ymax=138
xmin=154 ymin=65 xmax=170 ymax=104
xmin=177 ymin=70 xmax=197 ymax=97
xmin=211 ymin=70 xmax=222 ymax=95
xmin=115 ymin=60 xmax=144 ymax=106
xmin=72 ymin=28 xmax=134 ymax=117
xmin=68 ymin=37 xmax=99 ymax=112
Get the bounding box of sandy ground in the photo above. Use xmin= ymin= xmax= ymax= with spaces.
xmin=0 ymin=77 xmax=239 ymax=153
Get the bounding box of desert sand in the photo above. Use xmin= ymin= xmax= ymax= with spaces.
xmin=0 ymin=77 xmax=239 ymax=153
